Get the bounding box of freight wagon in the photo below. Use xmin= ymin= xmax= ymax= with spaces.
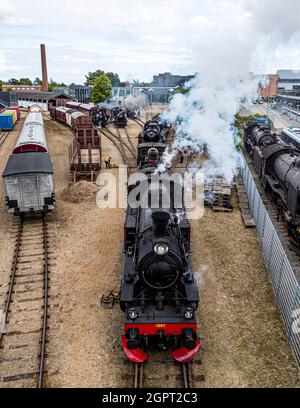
xmin=50 ymin=105 xmax=102 ymax=182
xmin=7 ymin=106 xmax=21 ymax=119
xmin=3 ymin=153 xmax=55 ymax=215
xmin=0 ymin=109 xmax=18 ymax=130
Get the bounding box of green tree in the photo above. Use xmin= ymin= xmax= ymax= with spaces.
xmin=85 ymin=69 xmax=105 ymax=86
xmin=91 ymin=74 xmax=112 ymax=104
xmin=19 ymin=78 xmax=33 ymax=85
xmin=33 ymin=77 xmax=42 ymax=85
xmin=48 ymin=80 xmax=67 ymax=92
xmin=8 ymin=78 xmax=19 ymax=85
xmin=0 ymin=80 xmax=2 ymax=91
xmin=106 ymin=72 xmax=120 ymax=87
xmin=176 ymin=86 xmax=189 ymax=95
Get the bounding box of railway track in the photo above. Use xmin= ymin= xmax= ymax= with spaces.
xmin=118 ymin=127 xmax=137 ymax=160
xmin=133 ymin=360 xmax=195 ymax=389
xmin=0 ymin=216 xmax=50 ymax=388
xmin=99 ymin=126 xmax=137 ymax=176
xmin=132 ymin=118 xmax=145 ymax=128
xmin=0 ymin=131 xmax=9 ymax=149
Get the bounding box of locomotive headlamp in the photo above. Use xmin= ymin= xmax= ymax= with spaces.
xmin=154 ymin=242 xmax=169 ymax=256
xmin=128 ymin=309 xmax=138 ymax=320
xmin=184 ymin=307 xmax=194 ymax=319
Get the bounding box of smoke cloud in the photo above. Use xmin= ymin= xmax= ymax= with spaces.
xmin=161 ymin=74 xmax=262 ymax=182
xmin=122 ymin=93 xmax=148 ymax=111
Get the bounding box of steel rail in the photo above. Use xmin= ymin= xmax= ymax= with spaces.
xmin=38 ymin=216 xmax=49 ymax=388
xmin=103 ymin=126 xmax=136 ymax=160
xmin=134 ymin=363 xmax=144 ymax=388
xmin=0 ymin=131 xmax=8 ymax=149
xmin=123 ymin=127 xmax=137 ymax=160
xmin=0 ymin=219 xmax=23 ymax=343
xmin=133 ymin=361 xmax=192 ymax=389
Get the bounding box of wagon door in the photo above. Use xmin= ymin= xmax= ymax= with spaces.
xmin=20 ymin=174 xmax=40 ymax=211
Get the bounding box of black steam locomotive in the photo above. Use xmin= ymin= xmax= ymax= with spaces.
xmin=93 ymin=108 xmax=109 ymax=128
xmin=137 ymin=116 xmax=171 ymax=172
xmin=244 ymin=120 xmax=300 ymax=245
xmin=111 ymin=107 xmax=128 ymax=128
xmin=120 ymin=179 xmax=200 ymax=363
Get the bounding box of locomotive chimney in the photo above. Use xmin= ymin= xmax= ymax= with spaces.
xmin=40 ymin=44 xmax=49 ymax=92
xmin=152 ymin=210 xmax=170 ymax=236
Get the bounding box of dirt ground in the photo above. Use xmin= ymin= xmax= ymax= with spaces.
xmin=0 ymin=107 xmax=299 ymax=388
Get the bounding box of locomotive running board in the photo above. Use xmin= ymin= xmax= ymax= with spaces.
xmin=122 ymin=336 xmax=148 ymax=363
xmin=172 ymin=340 xmax=200 ymax=363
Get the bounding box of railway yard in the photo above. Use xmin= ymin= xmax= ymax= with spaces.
xmin=0 ymin=107 xmax=299 ymax=388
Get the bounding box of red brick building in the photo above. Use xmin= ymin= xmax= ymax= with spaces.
xmin=260 ymin=74 xmax=278 ymax=99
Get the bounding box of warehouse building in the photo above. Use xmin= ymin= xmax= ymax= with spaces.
xmin=17 ymin=91 xmax=74 ymax=111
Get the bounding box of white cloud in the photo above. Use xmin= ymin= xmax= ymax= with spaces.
xmin=0 ymin=0 xmax=300 ymax=83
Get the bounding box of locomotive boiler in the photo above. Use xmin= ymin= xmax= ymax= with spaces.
xmin=120 ymin=180 xmax=200 ymax=363
xmin=262 ymin=144 xmax=300 ymax=245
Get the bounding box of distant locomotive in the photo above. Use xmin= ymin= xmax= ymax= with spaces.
xmin=65 ymin=102 xmax=107 ymax=127
xmin=110 ymin=107 xmax=127 ymax=128
xmin=137 ymin=116 xmax=171 ymax=172
xmin=121 ymin=179 xmax=200 ymax=363
xmin=2 ymin=105 xmax=55 ymax=216
xmin=244 ymin=120 xmax=300 ymax=245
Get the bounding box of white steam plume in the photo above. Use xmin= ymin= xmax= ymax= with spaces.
xmin=160 ymin=74 xmax=261 ymax=182
xmin=122 ymin=94 xmax=148 ymax=111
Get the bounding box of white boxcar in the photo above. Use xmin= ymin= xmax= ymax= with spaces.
xmin=2 ymin=152 xmax=55 ymax=215
xmin=13 ymin=111 xmax=47 ymax=154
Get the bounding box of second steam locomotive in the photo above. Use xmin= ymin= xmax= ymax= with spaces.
xmin=244 ymin=119 xmax=300 ymax=245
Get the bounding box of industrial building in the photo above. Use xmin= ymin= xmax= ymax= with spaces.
xmin=0 ymin=91 xmax=18 ymax=107
xmin=152 ymin=72 xmax=194 ymax=87
xmin=68 ymin=85 xmax=92 ymax=103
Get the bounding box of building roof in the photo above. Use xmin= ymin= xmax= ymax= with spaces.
xmin=277 ymin=70 xmax=300 ymax=80
xmin=16 ymin=91 xmax=74 ymax=100
xmin=3 ymin=153 xmax=53 ymax=177
xmin=278 ymin=94 xmax=300 ymax=101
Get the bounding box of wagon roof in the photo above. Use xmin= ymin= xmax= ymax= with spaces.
xmin=2 ymin=153 xmax=53 ymax=177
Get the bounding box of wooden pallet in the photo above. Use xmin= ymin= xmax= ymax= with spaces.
xmin=205 ymin=176 xmax=233 ymax=211
xmin=235 ymin=174 xmax=256 ymax=228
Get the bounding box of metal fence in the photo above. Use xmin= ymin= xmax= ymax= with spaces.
xmin=240 ymin=158 xmax=300 ymax=367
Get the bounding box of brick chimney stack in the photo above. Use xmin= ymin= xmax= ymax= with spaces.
xmin=40 ymin=44 xmax=49 ymax=92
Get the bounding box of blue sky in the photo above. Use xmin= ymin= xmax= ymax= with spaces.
xmin=1 ymin=0 xmax=300 ymax=84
